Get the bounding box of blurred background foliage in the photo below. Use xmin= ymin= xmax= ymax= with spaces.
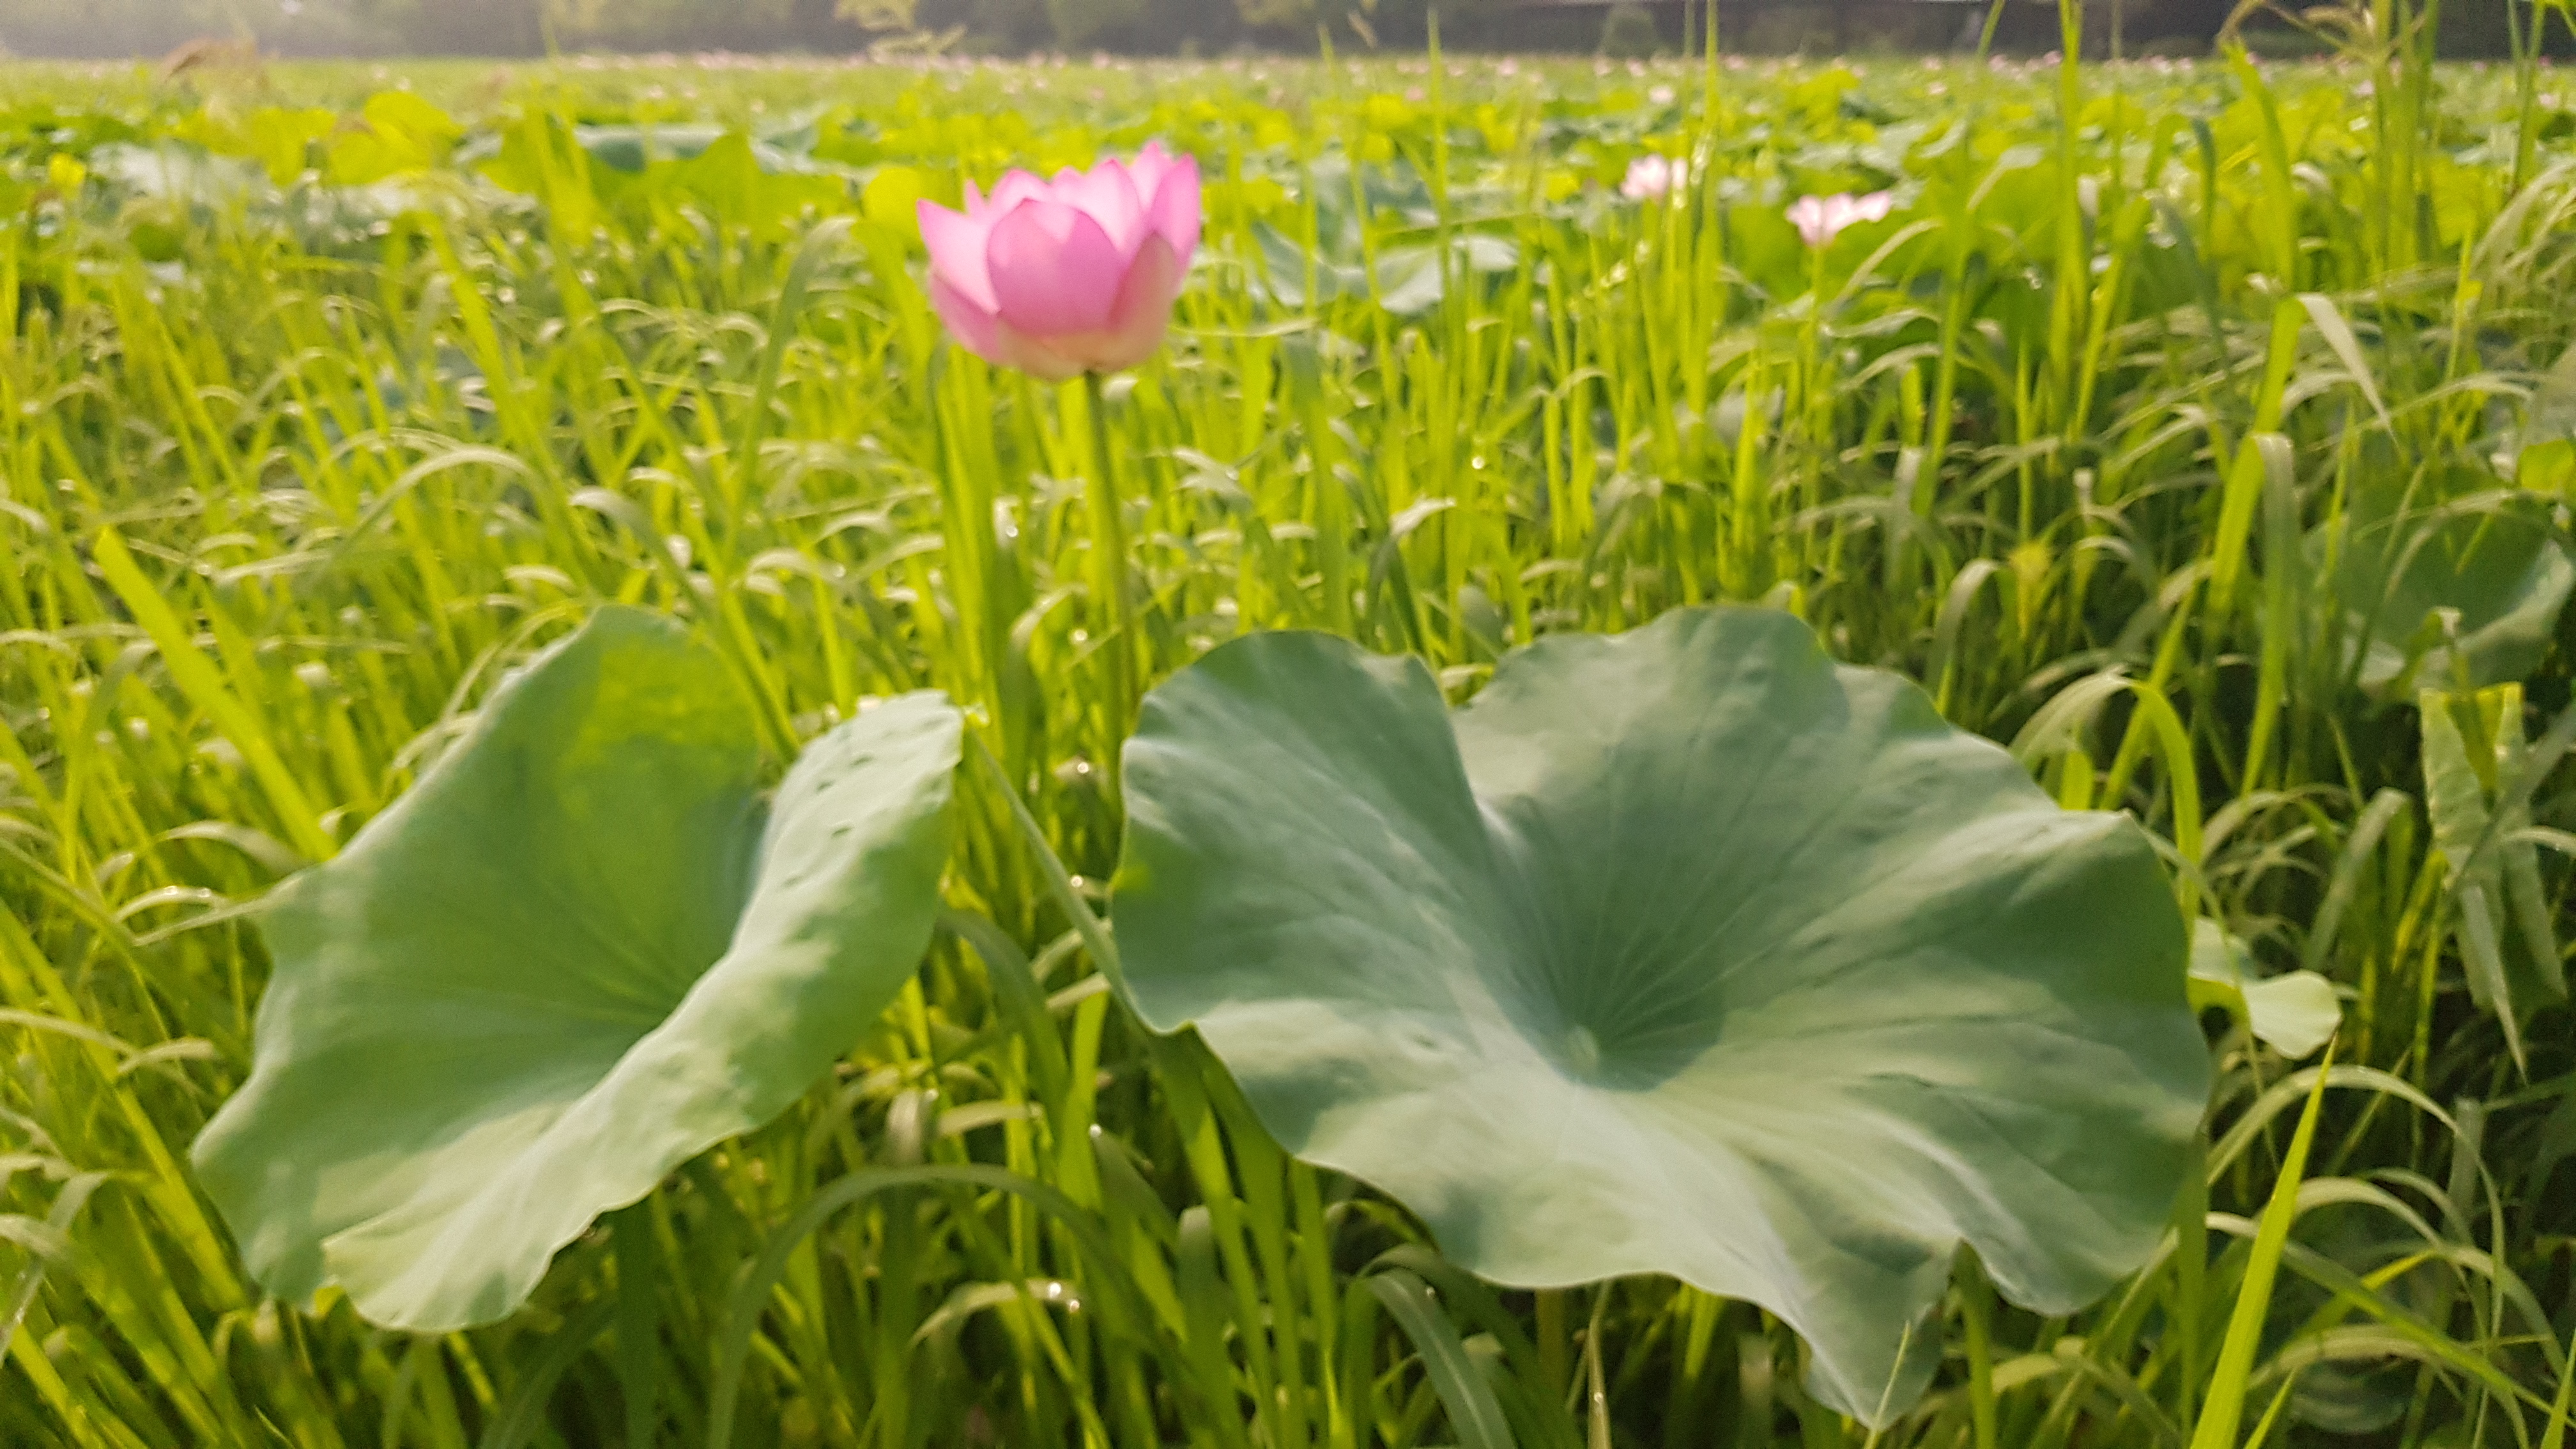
xmin=0 ymin=0 xmax=2552 ymax=64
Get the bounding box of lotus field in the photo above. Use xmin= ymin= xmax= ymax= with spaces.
xmin=6 ymin=33 xmax=2576 ymax=1449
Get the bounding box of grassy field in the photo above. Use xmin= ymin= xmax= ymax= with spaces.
xmin=4 ymin=27 xmax=2576 ymax=1449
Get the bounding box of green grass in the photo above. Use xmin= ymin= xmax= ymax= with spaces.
xmin=3 ymin=25 xmax=2576 ymax=1448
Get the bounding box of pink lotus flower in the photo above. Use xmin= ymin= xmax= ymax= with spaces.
xmin=916 ymin=141 xmax=1200 ymax=381
xmin=1786 ymin=190 xmax=1894 ymax=249
xmin=1621 ymin=153 xmax=1687 ymax=203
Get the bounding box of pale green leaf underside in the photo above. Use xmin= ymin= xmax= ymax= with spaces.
xmin=1112 ymin=606 xmax=2209 ymax=1424
xmin=192 ymin=608 xmax=960 ymax=1331
xmin=2418 ymin=686 xmax=2566 ymax=1073
xmin=2188 ymin=922 xmax=2342 ymax=1061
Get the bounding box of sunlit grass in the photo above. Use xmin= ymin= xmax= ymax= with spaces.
xmin=1 ymin=30 xmax=2573 ymax=1448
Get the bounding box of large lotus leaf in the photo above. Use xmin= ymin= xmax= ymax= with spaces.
xmin=2324 ymin=466 xmax=2574 ymax=696
xmin=1112 ymin=606 xmax=2207 ymax=1423
xmin=193 ymin=608 xmax=960 ymax=1331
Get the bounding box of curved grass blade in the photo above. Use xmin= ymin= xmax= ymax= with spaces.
xmin=1365 ymin=1266 xmax=1519 ymax=1449
xmin=2187 ymin=1043 xmax=2334 ymax=1449
xmin=479 ymin=1298 xmax=618 ymax=1449
xmin=708 ymin=1163 xmax=1161 ymax=1449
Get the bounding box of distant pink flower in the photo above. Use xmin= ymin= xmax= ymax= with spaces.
xmin=916 ymin=141 xmax=1200 ymax=381
xmin=1621 ymin=153 xmax=1687 ymax=203
xmin=1786 ymin=190 xmax=1894 ymax=248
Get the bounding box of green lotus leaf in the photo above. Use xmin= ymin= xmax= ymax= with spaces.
xmin=1112 ymin=606 xmax=2207 ymax=1423
xmin=2323 ymin=466 xmax=2574 ymax=697
xmin=192 ymin=608 xmax=960 ymax=1331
